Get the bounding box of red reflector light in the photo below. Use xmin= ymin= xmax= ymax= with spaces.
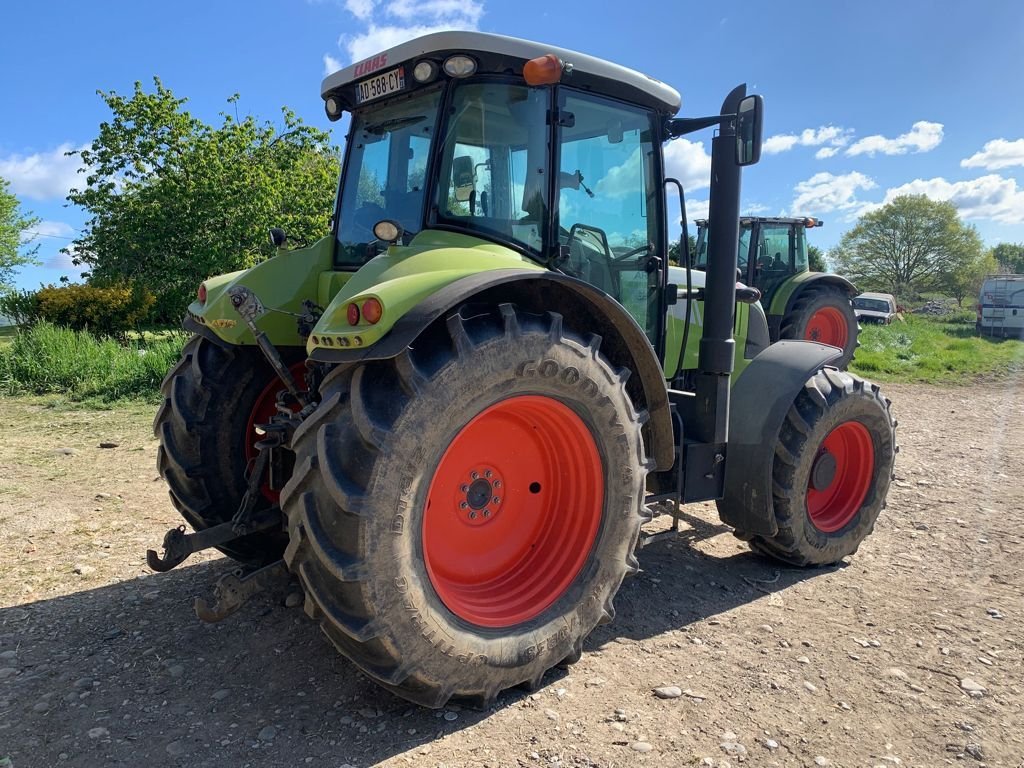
xmin=198 ymin=283 xmax=207 ymax=304
xmin=361 ymin=298 xmax=383 ymax=324
xmin=524 ymin=54 xmax=563 ymax=86
xmin=346 ymin=303 xmax=360 ymax=325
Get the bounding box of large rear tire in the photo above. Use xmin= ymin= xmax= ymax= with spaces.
xmin=726 ymin=368 xmax=896 ymax=566
xmin=154 ymin=336 xmax=302 ymax=565
xmin=781 ymin=287 xmax=859 ymax=368
xmin=281 ymin=305 xmax=649 ymax=707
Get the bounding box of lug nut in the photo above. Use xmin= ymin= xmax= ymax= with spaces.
xmin=482 ymin=509 xmax=490 ymax=517
xmin=493 ymin=480 xmax=501 ymax=488
xmin=459 ymin=501 xmax=468 ymax=509
xmin=485 ymin=470 xmax=493 ymax=478
xmin=471 ymin=471 xmax=479 ymax=480
xmin=461 ymin=484 xmax=469 ymax=493
xmin=492 ymin=496 xmax=501 ymax=504
xmin=469 ymin=511 xmax=477 ymax=520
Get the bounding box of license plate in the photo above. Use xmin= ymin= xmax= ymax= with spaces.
xmin=356 ymin=66 xmax=405 ymax=104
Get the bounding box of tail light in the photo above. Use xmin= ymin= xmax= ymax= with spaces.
xmin=346 ymin=303 xmax=360 ymax=326
xmin=197 ymin=283 xmax=207 ymax=304
xmin=361 ymin=298 xmax=383 ymax=324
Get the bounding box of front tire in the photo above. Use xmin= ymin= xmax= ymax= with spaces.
xmin=154 ymin=336 xmax=302 ymax=565
xmin=727 ymin=368 xmax=896 ymax=566
xmin=781 ymin=287 xmax=859 ymax=368
xmin=281 ymin=305 xmax=649 ymax=707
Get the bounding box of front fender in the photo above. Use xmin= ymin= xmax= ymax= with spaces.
xmin=185 ymin=235 xmax=338 ymax=346
xmin=718 ymin=340 xmax=842 ymax=536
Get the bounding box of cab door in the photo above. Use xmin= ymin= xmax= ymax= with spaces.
xmin=555 ymin=90 xmax=664 ymax=345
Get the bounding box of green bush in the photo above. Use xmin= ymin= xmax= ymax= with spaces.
xmin=0 ymin=289 xmax=41 ymax=326
xmin=0 ymin=321 xmax=185 ymax=401
xmin=34 ymin=282 xmax=156 ymax=337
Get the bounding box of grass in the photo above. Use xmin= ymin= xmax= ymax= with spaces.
xmin=0 ymin=325 xmax=15 ymax=349
xmin=850 ymin=309 xmax=1024 ymax=383
xmin=0 ymin=321 xmax=186 ymax=403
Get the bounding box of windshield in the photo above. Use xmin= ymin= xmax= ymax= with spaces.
xmin=434 ymin=81 xmax=550 ymax=253
xmin=854 ymin=298 xmax=892 ymax=312
xmin=694 ymin=224 xmax=752 ymax=271
xmin=335 ymin=88 xmax=442 ymax=266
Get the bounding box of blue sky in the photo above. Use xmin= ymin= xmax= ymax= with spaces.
xmin=3 ymin=0 xmax=1024 ymax=289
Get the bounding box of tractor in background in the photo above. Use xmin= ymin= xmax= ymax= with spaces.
xmin=694 ymin=216 xmax=859 ymax=367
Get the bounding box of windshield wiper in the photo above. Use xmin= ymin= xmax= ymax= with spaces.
xmin=363 ymin=115 xmax=427 ymax=135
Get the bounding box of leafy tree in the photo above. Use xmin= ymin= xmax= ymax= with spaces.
xmin=807 ymin=244 xmax=826 ymax=272
xmin=667 ymin=234 xmax=698 ymax=266
xmin=991 ymin=242 xmax=1024 ymax=274
xmin=948 ymin=250 xmax=999 ymax=307
xmin=0 ymin=176 xmax=40 ymax=290
xmin=67 ymin=79 xmax=339 ymax=321
xmin=831 ymin=195 xmax=983 ymax=298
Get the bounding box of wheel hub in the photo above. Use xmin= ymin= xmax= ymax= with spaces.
xmin=456 ymin=467 xmax=504 ymax=525
xmin=810 ymin=450 xmax=837 ymax=491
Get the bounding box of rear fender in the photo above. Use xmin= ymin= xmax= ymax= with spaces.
xmin=718 ymin=340 xmax=843 ymax=536
xmin=310 ymin=269 xmax=675 ymax=471
xmin=768 ymin=272 xmax=858 ymax=318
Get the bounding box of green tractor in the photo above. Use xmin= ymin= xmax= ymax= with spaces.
xmin=694 ymin=216 xmax=860 ymax=367
xmin=150 ymin=32 xmax=896 ymax=707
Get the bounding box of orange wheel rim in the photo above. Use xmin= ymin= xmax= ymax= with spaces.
xmin=806 ymin=421 xmax=874 ymax=533
xmin=804 ymin=307 xmax=849 ymax=348
xmin=423 ymin=395 xmax=604 ymax=628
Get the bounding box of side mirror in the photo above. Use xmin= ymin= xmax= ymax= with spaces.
xmin=735 ymin=94 xmax=763 ymax=166
xmin=452 ymin=155 xmax=475 ymax=203
xmin=269 ymin=227 xmax=287 ymax=248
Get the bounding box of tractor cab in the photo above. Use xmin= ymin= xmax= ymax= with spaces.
xmin=693 ymin=216 xmax=822 ymax=301
xmin=322 ymin=32 xmax=684 ymax=348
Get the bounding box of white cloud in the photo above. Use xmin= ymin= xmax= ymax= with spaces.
xmin=960 ymin=138 xmax=1024 ymax=170
xmin=345 ymin=0 xmax=376 ymax=19
xmin=663 ymin=139 xmax=712 ymax=191
xmin=792 ymin=171 xmax=876 ymax=216
xmin=762 ymin=125 xmax=852 ymax=156
xmin=876 ymin=174 xmax=1024 ymax=224
xmin=762 ymin=135 xmax=798 ymax=155
xmin=20 ymin=220 xmax=74 ymax=245
xmin=45 ymin=248 xmax=84 ymax=273
xmin=685 ymin=199 xmax=710 ymax=221
xmin=845 ymin=121 xmax=943 ymax=157
xmin=336 ymin=0 xmax=485 ymax=63
xmin=323 ymin=54 xmax=343 ymax=76
xmin=815 ymin=147 xmax=839 ymax=160
xmin=0 ymin=143 xmax=88 ymax=200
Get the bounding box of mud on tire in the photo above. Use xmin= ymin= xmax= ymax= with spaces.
xmin=742 ymin=368 xmax=896 ymax=566
xmin=280 ymin=304 xmax=650 ymax=708
xmin=154 ymin=335 xmax=301 ymax=565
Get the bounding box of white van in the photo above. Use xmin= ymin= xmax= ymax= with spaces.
xmin=853 ymin=292 xmax=897 ymax=324
xmin=977 ymin=275 xmax=1024 ymax=337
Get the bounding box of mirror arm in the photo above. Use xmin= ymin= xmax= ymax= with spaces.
xmin=664 ymin=114 xmax=735 ymax=139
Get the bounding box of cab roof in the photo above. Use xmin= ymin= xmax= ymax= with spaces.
xmin=321 ymin=30 xmax=681 ymax=115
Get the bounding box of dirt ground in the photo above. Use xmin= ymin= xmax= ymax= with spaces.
xmin=0 ymin=379 xmax=1022 ymax=768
